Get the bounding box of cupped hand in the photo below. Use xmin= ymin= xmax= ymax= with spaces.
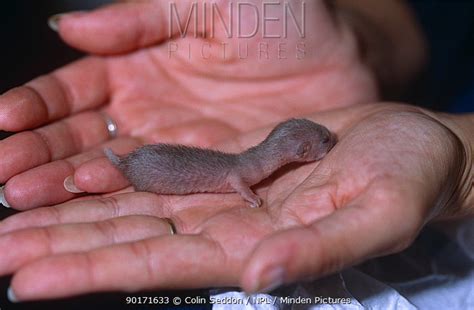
xmin=0 ymin=103 xmax=470 ymax=301
xmin=0 ymin=0 xmax=378 ymax=210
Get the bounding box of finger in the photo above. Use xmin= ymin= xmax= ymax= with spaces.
xmin=241 ymin=187 xmax=425 ymax=293
xmin=73 ymin=157 xmax=129 ymax=194
xmin=55 ymin=1 xmax=198 ymax=54
xmin=0 ymin=192 xmax=167 ymax=235
xmin=0 ymin=215 xmax=173 ymax=276
xmin=0 ymin=187 xmax=244 ymax=236
xmin=2 ymin=138 xmax=140 ymax=210
xmin=10 ymin=235 xmax=231 ymax=301
xmin=0 ymin=57 xmax=108 ymax=132
xmin=0 ymin=111 xmax=113 ymax=183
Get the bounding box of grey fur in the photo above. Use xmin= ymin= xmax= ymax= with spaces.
xmin=105 ymin=118 xmax=336 ymax=208
xmin=104 ymin=148 xmax=120 ymax=166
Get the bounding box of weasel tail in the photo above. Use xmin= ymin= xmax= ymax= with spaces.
xmin=104 ymin=148 xmax=121 ymax=166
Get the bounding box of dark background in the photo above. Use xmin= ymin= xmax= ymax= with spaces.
xmin=410 ymin=0 xmax=474 ymax=112
xmin=0 ymin=0 xmax=473 ymax=309
xmin=0 ymin=0 xmax=109 ymax=94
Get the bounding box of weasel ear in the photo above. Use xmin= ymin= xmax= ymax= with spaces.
xmin=296 ymin=142 xmax=311 ymax=158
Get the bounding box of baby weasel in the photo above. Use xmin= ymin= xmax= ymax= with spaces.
xmin=105 ymin=118 xmax=337 ymax=208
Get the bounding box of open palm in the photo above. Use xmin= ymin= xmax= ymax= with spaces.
xmin=0 ymin=0 xmax=377 ymax=210
xmin=0 ymin=103 xmax=466 ymax=301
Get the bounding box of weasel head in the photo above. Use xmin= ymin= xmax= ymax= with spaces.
xmin=265 ymin=118 xmax=337 ymax=162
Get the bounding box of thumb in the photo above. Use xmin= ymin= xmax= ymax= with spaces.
xmin=52 ymin=1 xmax=197 ymax=54
xmin=240 ymin=188 xmax=424 ymax=293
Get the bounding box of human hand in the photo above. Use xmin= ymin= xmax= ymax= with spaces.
xmin=1 ymin=103 xmax=471 ymax=301
xmin=0 ymin=0 xmax=387 ymax=210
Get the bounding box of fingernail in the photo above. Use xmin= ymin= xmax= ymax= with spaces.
xmin=63 ymin=176 xmax=84 ymax=194
xmin=0 ymin=186 xmax=11 ymax=208
xmin=250 ymin=267 xmax=285 ymax=293
xmin=47 ymin=13 xmax=66 ymax=32
xmin=7 ymin=286 xmax=18 ymax=303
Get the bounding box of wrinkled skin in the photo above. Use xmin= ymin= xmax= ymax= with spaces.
xmin=0 ymin=103 xmax=469 ymax=301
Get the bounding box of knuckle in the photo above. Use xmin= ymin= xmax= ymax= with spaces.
xmin=98 ymin=196 xmax=122 ymax=218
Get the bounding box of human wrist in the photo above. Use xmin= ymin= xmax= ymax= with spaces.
xmin=334 ymin=0 xmax=427 ymax=98
xmin=423 ymin=111 xmax=474 ymax=219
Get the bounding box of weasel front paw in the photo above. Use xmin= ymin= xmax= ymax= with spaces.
xmin=249 ymin=197 xmax=262 ymax=208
